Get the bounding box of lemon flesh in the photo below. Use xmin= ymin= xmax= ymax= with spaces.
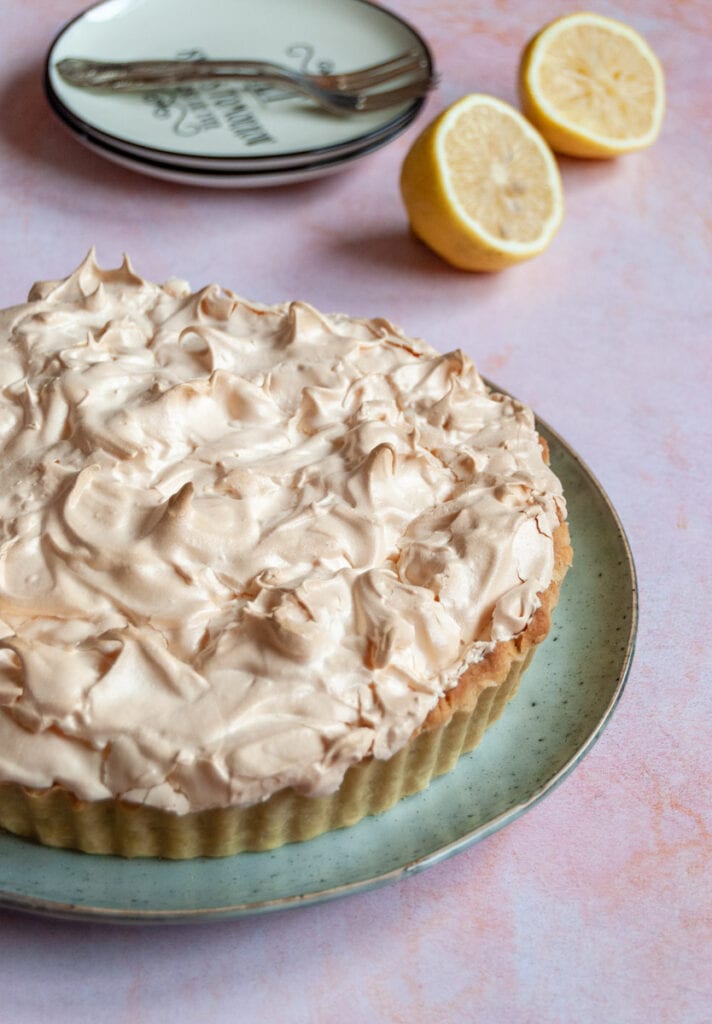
xmin=520 ymin=12 xmax=665 ymax=157
xmin=400 ymin=94 xmax=563 ymax=272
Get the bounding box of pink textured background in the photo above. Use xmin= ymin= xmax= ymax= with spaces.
xmin=0 ymin=1 xmax=710 ymax=1021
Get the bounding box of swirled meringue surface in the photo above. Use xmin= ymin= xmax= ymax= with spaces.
xmin=0 ymin=254 xmax=565 ymax=812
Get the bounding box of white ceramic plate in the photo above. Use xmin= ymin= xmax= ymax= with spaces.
xmin=45 ymin=0 xmax=433 ymax=171
xmin=0 ymin=420 xmax=637 ymax=923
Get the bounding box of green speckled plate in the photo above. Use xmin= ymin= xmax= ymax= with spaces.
xmin=0 ymin=419 xmax=637 ymax=923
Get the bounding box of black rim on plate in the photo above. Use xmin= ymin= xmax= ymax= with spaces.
xmin=45 ymin=88 xmax=419 ymax=176
xmin=44 ymin=0 xmax=435 ymax=168
xmin=44 ymin=106 xmax=417 ymax=173
xmin=50 ymin=103 xmax=419 ymax=182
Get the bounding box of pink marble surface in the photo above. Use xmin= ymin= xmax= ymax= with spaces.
xmin=0 ymin=1 xmax=710 ymax=1021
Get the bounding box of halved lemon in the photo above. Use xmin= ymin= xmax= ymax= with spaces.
xmin=519 ymin=12 xmax=665 ymax=158
xmin=400 ymin=94 xmax=563 ymax=272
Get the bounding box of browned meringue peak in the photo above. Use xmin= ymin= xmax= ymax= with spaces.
xmin=0 ymin=254 xmax=566 ymax=811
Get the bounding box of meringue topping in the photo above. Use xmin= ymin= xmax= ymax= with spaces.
xmin=0 ymin=254 xmax=566 ymax=812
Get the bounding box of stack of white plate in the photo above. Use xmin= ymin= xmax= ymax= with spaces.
xmin=45 ymin=0 xmax=434 ymax=187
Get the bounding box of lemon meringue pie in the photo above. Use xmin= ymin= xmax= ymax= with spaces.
xmin=0 ymin=254 xmax=571 ymax=857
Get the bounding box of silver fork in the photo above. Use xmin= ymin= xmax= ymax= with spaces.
xmin=55 ymin=51 xmax=435 ymax=114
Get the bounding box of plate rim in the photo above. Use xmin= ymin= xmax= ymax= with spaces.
xmin=46 ymin=112 xmax=410 ymax=188
xmin=0 ymin=410 xmax=638 ymax=924
xmin=44 ymin=0 xmax=434 ymax=165
xmin=44 ymin=87 xmax=417 ymax=172
xmin=45 ymin=89 xmax=414 ymax=180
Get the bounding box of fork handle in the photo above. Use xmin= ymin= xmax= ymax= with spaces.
xmin=55 ymin=58 xmax=301 ymax=92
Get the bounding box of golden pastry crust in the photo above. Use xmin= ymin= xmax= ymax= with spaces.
xmin=0 ymin=520 xmax=571 ymax=859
